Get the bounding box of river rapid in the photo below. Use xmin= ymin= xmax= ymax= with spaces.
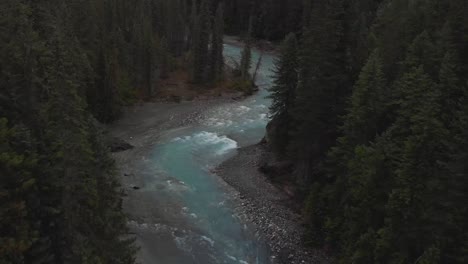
xmin=113 ymin=41 xmax=277 ymax=264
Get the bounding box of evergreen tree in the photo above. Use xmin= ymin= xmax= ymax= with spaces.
xmin=342 ymin=50 xmax=387 ymax=145
xmin=187 ymin=0 xmax=197 ymax=51
xmin=267 ymin=33 xmax=299 ymax=154
xmin=210 ymin=2 xmax=225 ymax=81
xmin=239 ymin=41 xmax=252 ymax=81
xmin=263 ymin=0 xmax=468 ymax=262
xmin=289 ymin=0 xmax=347 ymax=185
xmin=0 ymin=118 xmax=39 ymax=263
xmin=159 ymin=37 xmax=170 ymax=79
xmin=191 ymin=0 xmax=211 ymax=84
xmin=318 ymin=50 xmax=389 ymax=256
xmin=239 ymin=15 xmax=253 ymax=81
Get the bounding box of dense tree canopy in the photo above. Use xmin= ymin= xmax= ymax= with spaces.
xmin=0 ymin=0 xmax=225 ymax=262
xmin=1 ymin=0 xmax=467 ymax=263
xmin=267 ymin=0 xmax=468 ymax=263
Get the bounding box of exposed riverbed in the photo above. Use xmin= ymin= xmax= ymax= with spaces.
xmin=110 ymin=40 xmax=327 ymax=264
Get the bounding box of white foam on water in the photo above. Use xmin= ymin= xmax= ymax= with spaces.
xmin=239 ymin=260 xmax=249 ymax=264
xmin=226 ymin=254 xmax=238 ymax=261
xmin=166 ymin=179 xmax=190 ymax=193
xmin=204 ymin=116 xmax=234 ymax=128
xmin=174 ymin=236 xmax=191 ymax=252
xmin=172 ymin=137 xmax=182 ymax=142
xmin=259 ymin=113 xmax=267 ymax=119
xmin=237 ymin=105 xmax=251 ymax=115
xmin=201 ymin=236 xmax=215 ymax=247
xmin=191 ymin=131 xmax=238 ymax=155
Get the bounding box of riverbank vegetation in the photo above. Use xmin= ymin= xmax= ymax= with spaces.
xmin=266 ymin=0 xmax=468 ymax=263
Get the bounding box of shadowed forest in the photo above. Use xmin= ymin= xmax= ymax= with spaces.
xmin=1 ymin=0 xmax=467 ymax=263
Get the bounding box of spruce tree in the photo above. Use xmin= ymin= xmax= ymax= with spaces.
xmin=376 ymin=66 xmax=447 ymax=263
xmin=320 ymin=50 xmax=389 ymax=258
xmin=267 ymin=33 xmax=298 ymax=154
xmin=289 ymin=0 xmax=347 ymax=184
xmin=159 ymin=37 xmax=170 ymax=79
xmin=191 ymin=0 xmax=211 ymax=84
xmin=239 ymin=15 xmax=253 ymax=81
xmin=239 ymin=41 xmax=252 ymax=81
xmin=342 ymin=50 xmax=387 ymax=145
xmin=0 ymin=118 xmax=39 ymax=263
xmin=210 ymin=2 xmax=225 ymax=81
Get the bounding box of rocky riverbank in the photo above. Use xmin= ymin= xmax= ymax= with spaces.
xmin=216 ymin=143 xmax=330 ymax=264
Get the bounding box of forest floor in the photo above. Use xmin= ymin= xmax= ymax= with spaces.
xmin=152 ymin=61 xmax=244 ymax=103
xmin=215 ymin=143 xmax=330 ymax=264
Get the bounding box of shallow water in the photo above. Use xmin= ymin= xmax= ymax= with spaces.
xmin=132 ymin=43 xmax=276 ymax=264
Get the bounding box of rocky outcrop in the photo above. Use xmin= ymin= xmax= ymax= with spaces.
xmin=107 ymin=136 xmax=134 ymax=152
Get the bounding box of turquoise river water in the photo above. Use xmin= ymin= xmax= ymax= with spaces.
xmin=128 ymin=42 xmax=277 ymax=264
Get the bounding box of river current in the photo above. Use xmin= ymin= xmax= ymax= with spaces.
xmin=129 ymin=42 xmax=276 ymax=264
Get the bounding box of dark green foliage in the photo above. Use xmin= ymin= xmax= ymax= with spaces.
xmin=288 ymin=0 xmax=348 ymax=185
xmin=210 ymin=3 xmax=225 ymax=81
xmin=239 ymin=42 xmax=252 ymax=81
xmin=223 ymin=0 xmax=304 ymax=40
xmin=190 ymin=0 xmax=226 ymax=85
xmin=0 ymin=0 xmax=202 ymax=262
xmin=191 ymin=0 xmax=211 ymax=84
xmin=267 ymin=33 xmax=298 ymax=154
xmin=264 ymin=0 xmax=468 ymax=263
xmin=0 ymin=118 xmax=39 ymax=263
xmin=343 ymin=50 xmax=387 ymax=145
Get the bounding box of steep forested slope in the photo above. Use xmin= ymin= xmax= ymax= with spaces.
xmin=0 ymin=0 xmax=226 ymax=262
xmin=2 ymin=0 xmax=467 ymax=263
xmin=266 ymin=0 xmax=468 ymax=263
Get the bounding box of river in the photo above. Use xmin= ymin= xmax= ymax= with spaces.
xmin=114 ymin=41 xmax=277 ymax=264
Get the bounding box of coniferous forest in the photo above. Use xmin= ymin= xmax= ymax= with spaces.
xmin=266 ymin=0 xmax=468 ymax=263
xmin=1 ymin=0 xmax=467 ymax=263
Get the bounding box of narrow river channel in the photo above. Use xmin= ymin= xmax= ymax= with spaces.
xmin=117 ymin=42 xmax=277 ymax=264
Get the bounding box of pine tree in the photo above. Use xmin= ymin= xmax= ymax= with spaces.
xmin=159 ymin=37 xmax=170 ymax=79
xmin=210 ymin=2 xmax=225 ymax=82
xmin=342 ymin=50 xmax=387 ymax=145
xmin=191 ymin=0 xmax=211 ymax=84
xmin=320 ymin=50 xmax=389 ymax=258
xmin=239 ymin=41 xmax=252 ymax=81
xmin=0 ymin=118 xmax=39 ymax=263
xmin=267 ymin=33 xmax=298 ymax=154
xmin=239 ymin=15 xmax=253 ymax=81
xmin=376 ymin=66 xmax=448 ymax=263
xmin=187 ymin=0 xmax=197 ymax=51
xmin=289 ymin=0 xmax=347 ymax=185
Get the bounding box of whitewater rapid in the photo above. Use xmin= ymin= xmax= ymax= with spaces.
xmin=119 ymin=42 xmax=277 ymax=264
